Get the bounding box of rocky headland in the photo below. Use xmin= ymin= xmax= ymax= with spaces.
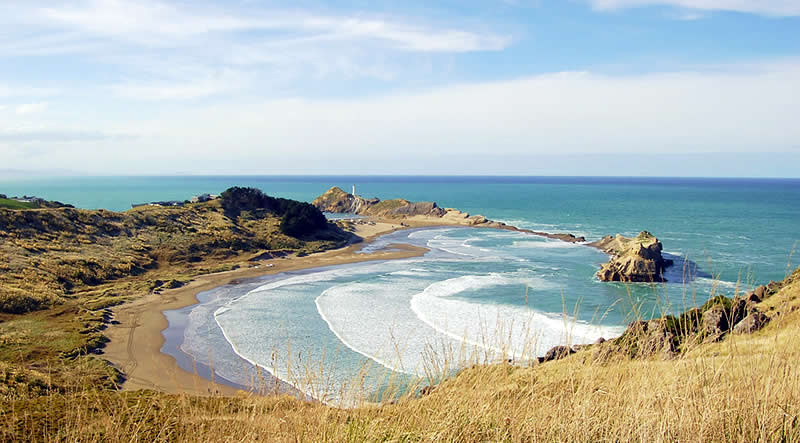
xmin=589 ymin=231 xmax=674 ymax=283
xmin=312 ymin=187 xmax=586 ymax=242
xmin=313 ymin=188 xmax=683 ymax=283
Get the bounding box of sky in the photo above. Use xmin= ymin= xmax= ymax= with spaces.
xmin=1 ymin=0 xmax=799 ymax=177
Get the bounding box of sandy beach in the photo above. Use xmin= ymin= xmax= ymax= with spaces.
xmin=103 ymin=221 xmax=427 ymax=396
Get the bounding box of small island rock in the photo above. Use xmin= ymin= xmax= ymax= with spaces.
xmin=589 ymin=231 xmax=673 ymax=283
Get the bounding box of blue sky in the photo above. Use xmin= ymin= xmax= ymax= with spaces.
xmin=1 ymin=0 xmax=799 ymax=176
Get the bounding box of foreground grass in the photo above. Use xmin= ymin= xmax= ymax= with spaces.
xmin=2 ymin=273 xmax=799 ymax=441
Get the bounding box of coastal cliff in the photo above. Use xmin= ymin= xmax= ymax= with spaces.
xmin=589 ymin=231 xmax=673 ymax=282
xmin=312 ymin=187 xmax=584 ymax=235
xmin=313 ymin=187 xmax=447 ymax=218
xmin=313 ymin=188 xmax=676 ymax=283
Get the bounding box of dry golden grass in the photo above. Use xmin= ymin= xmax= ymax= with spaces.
xmin=0 ymin=201 xmax=354 ymax=411
xmin=1 ymin=274 xmax=798 ymax=442
xmin=0 ymin=201 xmax=349 ymax=315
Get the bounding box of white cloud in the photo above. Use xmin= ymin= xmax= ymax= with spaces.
xmin=15 ymin=103 xmax=49 ymax=115
xmin=178 ymin=61 xmax=799 ymax=156
xmin=109 ymin=69 xmax=250 ymax=100
xmin=7 ymin=59 xmax=796 ymax=175
xmin=0 ymin=84 xmax=59 ymax=98
xmin=0 ymin=128 xmax=133 ymax=143
xmin=35 ymin=0 xmax=509 ymax=52
xmin=0 ymin=1 xmax=510 ymax=101
xmin=589 ymin=0 xmax=800 ymax=16
xmin=677 ymin=11 xmax=706 ymax=20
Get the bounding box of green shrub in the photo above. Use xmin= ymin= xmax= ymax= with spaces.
xmin=220 ymin=187 xmax=328 ymax=237
xmin=0 ymin=289 xmax=53 ymax=314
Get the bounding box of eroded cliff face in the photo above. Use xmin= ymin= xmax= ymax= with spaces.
xmin=312 ymin=187 xmax=376 ymax=214
xmin=589 ymin=231 xmax=673 ymax=282
xmin=313 ymin=187 xmax=591 ymax=237
xmin=312 ymin=187 xmax=447 ymax=218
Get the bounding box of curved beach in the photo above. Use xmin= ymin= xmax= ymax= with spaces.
xmin=103 ymin=221 xmax=427 ymax=395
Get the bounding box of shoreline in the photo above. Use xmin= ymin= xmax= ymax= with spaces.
xmin=102 ymin=221 xmax=427 ymax=396
xmin=102 ymin=214 xmax=595 ymax=397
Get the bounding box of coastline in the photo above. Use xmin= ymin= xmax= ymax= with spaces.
xmin=102 ymin=221 xmax=427 ymax=396
xmin=102 ymin=212 xmax=598 ymax=397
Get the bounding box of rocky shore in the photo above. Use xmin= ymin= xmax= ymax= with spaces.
xmin=312 ymin=187 xmax=586 ymax=241
xmin=313 ymin=188 xmax=689 ymax=284
xmin=537 ymin=271 xmax=796 ymax=365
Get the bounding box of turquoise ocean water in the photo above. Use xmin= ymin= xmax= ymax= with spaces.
xmin=3 ymin=176 xmax=799 ymax=402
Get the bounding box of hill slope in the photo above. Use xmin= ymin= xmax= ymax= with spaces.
xmin=0 ymin=189 xmax=351 ymax=400
xmin=0 ymin=200 xmax=348 ymax=315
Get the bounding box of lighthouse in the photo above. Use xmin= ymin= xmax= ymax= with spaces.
xmin=352 ymin=184 xmax=356 ymax=196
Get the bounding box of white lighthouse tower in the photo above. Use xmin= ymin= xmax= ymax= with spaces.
xmin=352 ymin=184 xmax=356 ymax=196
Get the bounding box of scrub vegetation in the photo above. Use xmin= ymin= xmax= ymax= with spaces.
xmin=0 ymin=190 xmax=350 ymax=418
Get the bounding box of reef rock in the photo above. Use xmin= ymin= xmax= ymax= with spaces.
xmin=533 ymin=232 xmax=586 ymax=243
xmin=589 ymin=231 xmax=673 ymax=283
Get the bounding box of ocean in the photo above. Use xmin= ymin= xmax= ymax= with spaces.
xmin=3 ymin=175 xmax=799 ymax=403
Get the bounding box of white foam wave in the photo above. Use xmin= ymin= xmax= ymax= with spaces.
xmin=510 ymin=240 xmax=578 ymax=249
xmin=410 ymin=274 xmax=624 ymax=359
xmin=213 ymin=311 xmax=324 ymax=402
xmin=389 ymin=269 xmax=433 ymax=277
xmin=427 ymin=237 xmax=474 ymax=256
xmin=315 ymin=282 xmax=428 ymax=377
xmin=408 ymin=228 xmax=453 ymax=239
xmin=243 ymin=259 xmax=417 ymax=298
xmin=695 ymin=277 xmax=740 ymax=290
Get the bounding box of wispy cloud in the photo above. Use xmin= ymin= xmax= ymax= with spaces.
xmin=0 ymin=1 xmax=511 ymax=101
xmin=17 ymin=59 xmax=799 ymax=172
xmin=15 ymin=102 xmax=48 ymax=115
xmin=0 ymin=84 xmax=59 ymax=98
xmin=589 ymin=0 xmax=800 ymax=16
xmin=0 ymin=128 xmax=136 ymax=143
xmin=109 ymin=68 xmax=251 ymax=101
xmin=31 ymin=0 xmax=510 ymax=53
xmin=675 ymin=11 xmax=707 ymax=20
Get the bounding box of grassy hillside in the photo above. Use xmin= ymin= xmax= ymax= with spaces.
xmin=0 ymin=198 xmax=35 ymax=210
xmin=1 ymin=268 xmax=798 ymax=441
xmin=0 ymin=194 xmax=351 ymax=403
xmin=0 ymin=200 xmax=348 ymax=314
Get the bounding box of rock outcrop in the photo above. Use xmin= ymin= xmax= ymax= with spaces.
xmin=733 ymin=312 xmax=770 ymax=334
xmin=540 ymin=345 xmax=575 ymax=363
xmin=589 ymin=231 xmax=674 ymax=282
xmin=534 ymin=232 xmax=586 ymax=243
xmin=312 ymin=187 xmax=587 ymax=244
xmin=312 ymin=187 xmax=445 ymax=218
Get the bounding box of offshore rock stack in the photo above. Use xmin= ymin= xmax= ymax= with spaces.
xmin=589 ymin=231 xmax=674 ymax=283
